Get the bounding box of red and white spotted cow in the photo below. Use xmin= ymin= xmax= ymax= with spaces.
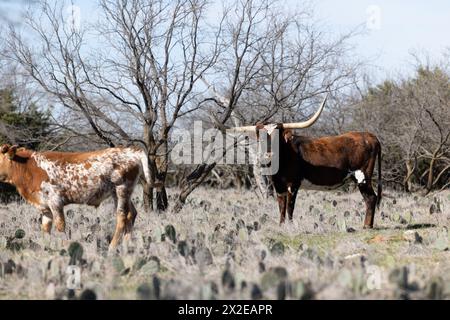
xmin=0 ymin=144 xmax=150 ymax=250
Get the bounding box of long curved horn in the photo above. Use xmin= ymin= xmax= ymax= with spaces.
xmin=229 ymin=93 xmax=328 ymax=132
xmin=282 ymin=93 xmax=328 ymax=129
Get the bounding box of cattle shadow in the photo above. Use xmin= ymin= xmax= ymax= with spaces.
xmin=404 ymin=223 xmax=437 ymax=230
xmin=372 ymin=223 xmax=437 ymax=231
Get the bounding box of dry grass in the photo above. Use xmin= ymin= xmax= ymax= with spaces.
xmin=0 ymin=186 xmax=449 ymax=300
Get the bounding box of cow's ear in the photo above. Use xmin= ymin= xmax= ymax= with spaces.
xmin=1 ymin=144 xmax=9 ymax=154
xmin=283 ymin=130 xmax=293 ymax=143
xmin=7 ymin=145 xmax=18 ymax=160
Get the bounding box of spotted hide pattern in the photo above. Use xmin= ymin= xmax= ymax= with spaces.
xmin=0 ymin=145 xmax=150 ymax=251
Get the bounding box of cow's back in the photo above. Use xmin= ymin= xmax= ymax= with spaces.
xmin=34 ymin=147 xmax=143 ymax=206
xmin=295 ymin=132 xmax=379 ymax=170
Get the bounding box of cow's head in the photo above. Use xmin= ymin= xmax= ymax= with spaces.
xmin=231 ymin=93 xmax=328 ymax=165
xmin=0 ymin=144 xmax=19 ymax=181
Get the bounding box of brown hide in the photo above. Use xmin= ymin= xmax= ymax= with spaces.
xmin=257 ymin=126 xmax=382 ymax=227
xmin=2 ymin=148 xmax=49 ymax=206
xmin=289 ymin=132 xmax=381 ymax=185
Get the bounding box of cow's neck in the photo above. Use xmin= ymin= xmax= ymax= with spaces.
xmin=275 ymin=137 xmax=299 ymax=176
xmin=8 ymin=151 xmax=49 ymax=205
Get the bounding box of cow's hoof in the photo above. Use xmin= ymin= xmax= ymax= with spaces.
xmin=123 ymin=233 xmax=132 ymax=242
xmin=363 ymin=225 xmax=374 ymax=229
xmin=107 ymin=245 xmax=118 ymax=256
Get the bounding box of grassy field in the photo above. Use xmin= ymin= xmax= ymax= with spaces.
xmin=0 ymin=186 xmax=449 ymax=299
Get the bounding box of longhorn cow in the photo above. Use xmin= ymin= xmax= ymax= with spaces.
xmin=231 ymin=95 xmax=382 ymax=228
xmin=0 ymin=145 xmax=151 ymax=250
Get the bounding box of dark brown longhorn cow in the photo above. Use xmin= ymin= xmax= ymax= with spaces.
xmin=231 ymin=95 xmax=382 ymax=228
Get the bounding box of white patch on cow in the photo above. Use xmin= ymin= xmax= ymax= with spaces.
xmin=264 ymin=124 xmax=278 ymax=136
xmin=354 ymin=170 xmax=366 ymax=184
xmin=42 ymin=215 xmax=52 ymax=225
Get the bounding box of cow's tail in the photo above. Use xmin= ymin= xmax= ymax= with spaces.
xmin=376 ymin=142 xmax=382 ymax=209
xmin=139 ymin=150 xmax=151 ymax=185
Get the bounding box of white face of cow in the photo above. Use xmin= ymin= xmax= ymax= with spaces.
xmin=257 ymin=125 xmax=293 ymax=160
xmin=254 ymin=125 xmax=284 ymax=175
xmin=255 ymin=125 xmax=274 ymax=162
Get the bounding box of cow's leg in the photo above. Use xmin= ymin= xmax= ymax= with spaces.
xmin=50 ymin=206 xmax=66 ymax=233
xmin=287 ymin=186 xmax=299 ymax=221
xmin=128 ymin=201 xmax=138 ymax=226
xmin=112 ymin=192 xmax=118 ymax=211
xmin=277 ymin=193 xmax=287 ymax=224
xmin=123 ymin=201 xmax=138 ymax=241
xmin=40 ymin=209 xmax=53 ymax=233
xmin=358 ymin=183 xmax=377 ymax=228
xmin=109 ymin=185 xmax=131 ymax=250
xmin=109 ymin=211 xmax=127 ymax=250
xmin=357 ymin=150 xmax=378 ymax=228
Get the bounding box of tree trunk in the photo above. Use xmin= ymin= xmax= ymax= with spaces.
xmin=142 ymin=181 xmax=153 ymax=212
xmin=404 ymin=160 xmax=414 ymax=192
xmin=156 ymin=185 xmax=168 ymax=211
xmin=264 ymin=175 xmax=275 ymax=197
xmin=234 ymin=171 xmax=243 ymax=189
xmin=173 ymin=186 xmax=191 ymax=213
xmin=155 ymin=138 xmax=169 ymax=212
xmin=426 ymin=158 xmax=436 ymax=192
xmin=174 ymin=163 xmax=216 ymax=213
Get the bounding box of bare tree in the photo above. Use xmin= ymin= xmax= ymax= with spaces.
xmin=4 ymin=0 xmax=221 ymax=211
xmin=3 ymin=0 xmax=363 ymax=213
xmin=173 ymin=0 xmax=271 ymax=211
xmin=173 ymin=0 xmax=362 ymax=210
xmin=403 ymin=65 xmax=450 ymax=192
xmin=348 ymin=56 xmax=450 ymax=192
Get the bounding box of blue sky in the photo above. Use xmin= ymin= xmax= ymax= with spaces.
xmin=312 ymin=0 xmax=450 ymax=77
xmin=2 ymin=0 xmax=450 ymax=80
